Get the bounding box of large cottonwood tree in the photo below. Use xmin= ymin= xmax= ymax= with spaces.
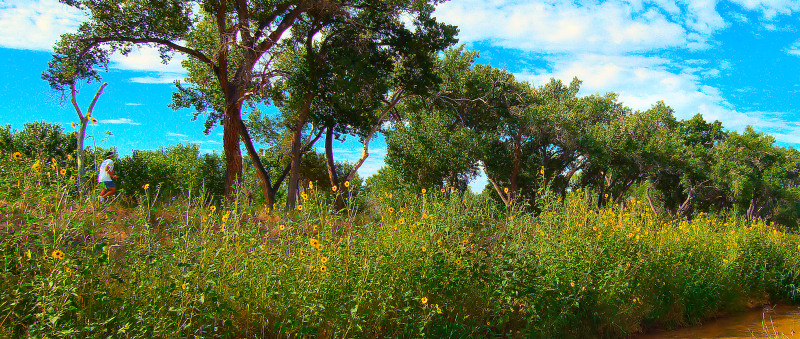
xmin=50 ymin=0 xmax=452 ymax=203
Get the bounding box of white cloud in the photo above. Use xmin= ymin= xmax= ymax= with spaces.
xmin=0 ymin=0 xmax=85 ymax=51
xmin=167 ymin=132 xmax=187 ymax=138
xmin=100 ymin=118 xmax=140 ymax=125
xmin=129 ymin=73 xmax=185 ymax=84
xmin=434 ymin=0 xmax=714 ymax=53
xmin=787 ymin=40 xmax=800 ymax=56
xmin=729 ymin=0 xmax=800 ymax=18
xmin=0 ymin=1 xmax=189 ymax=82
xmin=125 ymin=103 xmax=142 ymax=106
xmin=110 ymin=45 xmax=188 ymax=82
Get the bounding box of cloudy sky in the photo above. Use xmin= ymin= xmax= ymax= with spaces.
xmin=1 ymin=0 xmax=799 ymax=182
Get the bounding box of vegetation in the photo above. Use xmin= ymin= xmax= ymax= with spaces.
xmin=2 ymin=0 xmax=797 ymax=337
xmin=2 ymin=153 xmax=800 ymax=337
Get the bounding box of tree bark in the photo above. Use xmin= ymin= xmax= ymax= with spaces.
xmin=236 ymin=115 xmax=276 ymax=208
xmin=286 ymin=91 xmax=315 ymax=209
xmin=222 ymin=103 xmax=243 ymax=200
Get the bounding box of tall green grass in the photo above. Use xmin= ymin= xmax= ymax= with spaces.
xmin=2 ymin=155 xmax=800 ymax=338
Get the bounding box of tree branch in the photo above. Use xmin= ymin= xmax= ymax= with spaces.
xmin=81 ymin=37 xmax=214 ymax=69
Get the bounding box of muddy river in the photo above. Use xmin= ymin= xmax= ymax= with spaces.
xmin=640 ymin=305 xmax=800 ymax=338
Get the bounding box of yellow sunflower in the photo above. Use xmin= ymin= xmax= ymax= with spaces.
xmin=12 ymin=152 xmax=22 ymax=160
xmin=59 ymin=169 xmax=66 ymax=176
xmin=51 ymin=250 xmax=65 ymax=260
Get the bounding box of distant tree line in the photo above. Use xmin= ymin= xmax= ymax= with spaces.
xmin=381 ymin=48 xmax=800 ymax=227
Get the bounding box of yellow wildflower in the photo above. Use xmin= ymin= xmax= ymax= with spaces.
xmin=297 ymin=205 xmax=303 ymax=211
xmin=435 ymin=304 xmax=442 ymax=314
xmin=90 ymin=117 xmax=97 ymax=123
xmin=301 ymin=193 xmax=308 ymax=200
xmin=421 ymin=188 xmax=427 ymax=194
xmin=344 ymin=181 xmax=350 ymax=188
xmin=321 ymin=256 xmax=328 ymax=264
xmin=51 ymin=250 xmax=65 ymax=260
xmin=59 ymin=169 xmax=66 ymax=176
xmin=279 ymin=224 xmax=285 ymax=231
xmin=421 ymin=297 xmax=428 ymax=304
xmin=210 ymin=205 xmax=216 ymax=212
xmin=332 ymin=186 xmax=338 ymax=192
xmin=71 ymin=122 xmax=77 ymax=129
xmin=388 ymin=207 xmax=394 ymax=214
xmin=308 ymin=181 xmax=313 ymax=189
xmin=12 ymin=152 xmax=22 ymax=160
xmin=143 ymin=183 xmax=150 ymax=190
xmin=320 ymin=265 xmax=327 ymax=272
xmin=440 ymin=188 xmax=445 ymax=193
xmin=310 ymin=238 xmax=320 ymax=248
xmin=504 ymin=187 xmax=509 ymax=194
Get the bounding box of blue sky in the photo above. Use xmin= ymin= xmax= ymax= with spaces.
xmin=1 ymin=0 xmax=800 ymax=186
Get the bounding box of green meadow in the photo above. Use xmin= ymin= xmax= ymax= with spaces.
xmin=3 ymin=152 xmax=800 ymax=338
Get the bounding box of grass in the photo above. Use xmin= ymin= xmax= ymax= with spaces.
xmin=2 ymin=156 xmax=800 ymax=338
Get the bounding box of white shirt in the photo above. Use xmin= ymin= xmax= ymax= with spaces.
xmin=98 ymin=159 xmax=114 ymax=182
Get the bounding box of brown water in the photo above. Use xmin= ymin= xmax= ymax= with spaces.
xmin=640 ymin=305 xmax=800 ymax=338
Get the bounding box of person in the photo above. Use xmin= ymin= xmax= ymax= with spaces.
xmin=98 ymin=151 xmax=119 ymax=203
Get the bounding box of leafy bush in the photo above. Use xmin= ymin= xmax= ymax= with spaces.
xmin=116 ymin=144 xmax=224 ymax=204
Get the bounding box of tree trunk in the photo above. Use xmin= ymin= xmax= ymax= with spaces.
xmin=71 ymin=82 xmax=106 ymax=198
xmin=481 ymin=161 xmax=510 ymax=206
xmin=77 ymin=118 xmax=87 ymax=194
xmin=323 ymin=126 xmax=346 ymax=210
xmin=235 ymin=113 xmax=277 ymax=208
xmin=286 ymin=91 xmax=315 ymax=209
xmin=223 ymin=105 xmax=243 ymax=200
xmin=511 ymin=132 xmax=521 ymax=197
xmin=746 ymin=188 xmax=758 ymax=221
